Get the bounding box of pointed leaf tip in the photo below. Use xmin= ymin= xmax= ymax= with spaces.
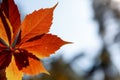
xmin=64 ymin=41 xmax=73 ymax=44
xmin=52 ymin=3 xmax=58 ymax=10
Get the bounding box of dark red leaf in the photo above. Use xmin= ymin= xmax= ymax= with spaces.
xmin=0 ymin=50 xmax=12 ymax=69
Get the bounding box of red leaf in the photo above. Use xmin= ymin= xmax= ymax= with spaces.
xmin=13 ymin=49 xmax=29 ymax=70
xmin=0 ymin=50 xmax=12 ymax=69
xmin=0 ymin=18 xmax=9 ymax=45
xmin=1 ymin=0 xmax=21 ymax=43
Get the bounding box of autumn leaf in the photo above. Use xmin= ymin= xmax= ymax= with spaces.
xmin=1 ymin=0 xmax=21 ymax=44
xmin=20 ymin=5 xmax=57 ymax=44
xmin=0 ymin=0 xmax=70 ymax=80
xmin=20 ymin=34 xmax=69 ymax=58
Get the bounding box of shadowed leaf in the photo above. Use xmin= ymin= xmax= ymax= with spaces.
xmin=0 ymin=50 xmax=12 ymax=69
xmin=14 ymin=49 xmax=48 ymax=75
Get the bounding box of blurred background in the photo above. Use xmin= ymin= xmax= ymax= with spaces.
xmin=14 ymin=0 xmax=120 ymax=80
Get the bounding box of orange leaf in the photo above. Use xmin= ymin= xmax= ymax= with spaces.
xmin=20 ymin=4 xmax=57 ymax=43
xmin=5 ymin=49 xmax=48 ymax=79
xmin=22 ymin=58 xmax=48 ymax=75
xmin=5 ymin=57 xmax=23 ymax=80
xmin=13 ymin=49 xmax=48 ymax=75
xmin=20 ymin=34 xmax=69 ymax=58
